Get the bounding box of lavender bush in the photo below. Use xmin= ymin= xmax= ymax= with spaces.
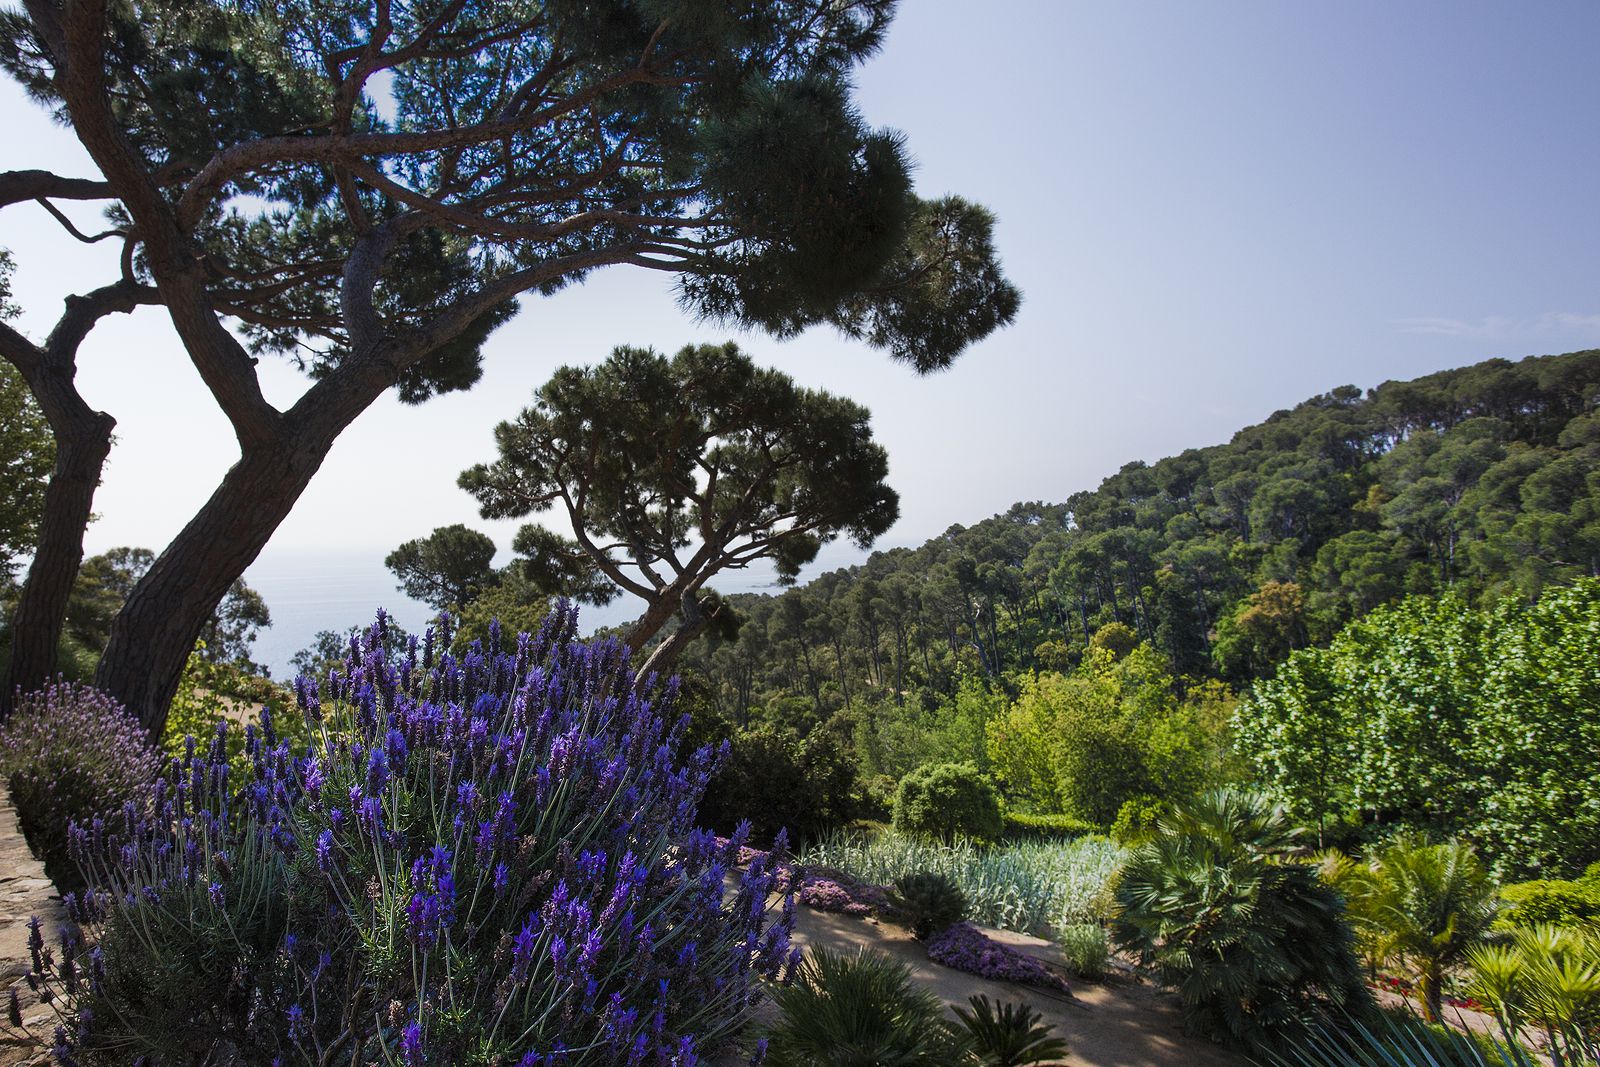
xmin=926 ymin=924 xmax=1072 ymax=995
xmin=20 ymin=608 xmax=796 ymax=1066
xmin=0 ymin=680 xmax=161 ymax=886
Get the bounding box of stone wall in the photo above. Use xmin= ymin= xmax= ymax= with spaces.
xmin=0 ymin=797 xmax=63 ymax=1066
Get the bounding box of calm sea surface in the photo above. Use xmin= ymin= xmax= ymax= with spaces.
xmin=243 ymin=541 xmax=874 ymax=680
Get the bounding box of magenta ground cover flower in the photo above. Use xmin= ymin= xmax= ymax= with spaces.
xmin=926 ymin=922 xmax=1072 ymax=994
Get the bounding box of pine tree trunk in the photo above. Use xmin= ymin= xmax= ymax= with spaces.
xmin=93 ymin=433 xmax=331 ymax=736
xmin=1 ymin=408 xmax=115 ymax=714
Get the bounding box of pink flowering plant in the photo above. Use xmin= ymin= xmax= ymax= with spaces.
xmin=0 ymin=680 xmax=161 ymax=888
xmin=797 ymin=872 xmax=889 ymax=918
xmin=926 ymin=923 xmax=1072 ymax=995
xmin=16 ymin=607 xmax=796 ymax=1066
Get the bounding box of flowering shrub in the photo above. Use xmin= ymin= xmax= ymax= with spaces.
xmin=20 ymin=608 xmax=796 ymax=1066
xmin=926 ymin=923 xmax=1071 ymax=994
xmin=797 ymin=872 xmax=888 ymax=918
xmin=0 ymin=680 xmax=160 ymax=886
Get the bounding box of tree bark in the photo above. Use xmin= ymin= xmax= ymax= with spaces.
xmin=633 ymin=589 xmax=718 ymax=681
xmin=93 ymin=428 xmax=331 ymax=734
xmin=2 ymin=407 xmax=114 ymax=712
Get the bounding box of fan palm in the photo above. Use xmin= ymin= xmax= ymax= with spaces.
xmin=1112 ymin=788 xmax=1371 ymax=1050
xmin=762 ymin=946 xmax=972 ymax=1066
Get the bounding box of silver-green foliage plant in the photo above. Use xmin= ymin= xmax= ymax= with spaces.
xmin=801 ymin=831 xmax=1123 ymax=936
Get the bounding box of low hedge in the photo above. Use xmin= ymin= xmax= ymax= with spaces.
xmin=1000 ymin=810 xmax=1098 ymax=842
xmin=1499 ymin=867 xmax=1600 ymax=928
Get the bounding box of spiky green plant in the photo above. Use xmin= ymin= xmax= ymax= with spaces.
xmin=1361 ymin=837 xmax=1499 ymax=1023
xmin=1111 ymin=788 xmax=1371 ymax=1051
xmin=762 ymin=947 xmax=972 ymax=1066
xmin=1268 ymin=1010 xmax=1540 ymax=1067
xmin=952 ymin=996 xmax=1068 ymax=1066
xmin=888 ymin=871 xmax=968 ymax=939
xmin=1466 ymin=925 xmax=1600 ymax=1067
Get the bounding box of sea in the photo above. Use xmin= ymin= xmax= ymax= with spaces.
xmin=243 ymin=541 xmax=876 ymax=681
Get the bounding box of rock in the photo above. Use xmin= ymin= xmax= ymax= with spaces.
xmin=0 ymin=795 xmax=65 ymax=1066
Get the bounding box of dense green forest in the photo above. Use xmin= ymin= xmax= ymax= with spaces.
xmin=662 ymin=349 xmax=1600 ymax=873
xmin=678 ymin=349 xmax=1600 ymax=718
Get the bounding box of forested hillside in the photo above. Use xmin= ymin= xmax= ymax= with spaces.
xmin=679 ymin=349 xmax=1600 ymax=722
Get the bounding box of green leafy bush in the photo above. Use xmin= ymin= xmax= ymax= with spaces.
xmin=952 ymin=995 xmax=1068 ymax=1066
xmin=1237 ymin=581 xmax=1600 ymax=877
xmin=888 ymin=870 xmax=967 ymax=939
xmin=1498 ymin=871 xmax=1600 ymax=929
xmin=1110 ymin=794 xmax=1167 ymax=844
xmin=892 ymin=762 xmax=1003 ymax=842
xmin=697 ymin=720 xmax=858 ymax=844
xmin=1112 ymin=789 xmax=1371 ymax=1051
xmin=763 ymin=946 xmax=971 ymax=1066
xmin=0 ymin=681 xmax=161 ymax=887
xmin=1001 ymin=810 xmax=1097 ymax=842
xmin=1056 ymin=923 xmax=1109 ymax=980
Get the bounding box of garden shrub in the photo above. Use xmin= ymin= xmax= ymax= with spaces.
xmin=698 ymin=719 xmax=858 ymax=844
xmin=19 ymin=608 xmax=795 ymax=1066
xmin=1055 ymin=923 xmax=1109 ymax=980
xmin=952 ymin=995 xmax=1069 ymax=1067
xmin=1112 ymin=789 xmax=1371 ymax=1051
xmin=1001 ymin=810 xmax=1096 ymax=842
xmin=762 ymin=946 xmax=971 ymax=1066
xmin=1497 ymin=873 xmax=1600 ymax=928
xmin=0 ymin=680 xmax=160 ymax=888
xmin=892 ymin=762 xmax=1003 ymax=842
xmin=1110 ymin=794 xmax=1167 ymax=845
xmin=888 ymin=870 xmax=967 ymax=939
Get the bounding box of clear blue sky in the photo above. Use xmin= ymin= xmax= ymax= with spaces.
xmin=3 ymin=0 xmax=1598 ymax=574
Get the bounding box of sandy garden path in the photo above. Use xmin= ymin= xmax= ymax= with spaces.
xmin=779 ymin=904 xmax=1245 ymax=1067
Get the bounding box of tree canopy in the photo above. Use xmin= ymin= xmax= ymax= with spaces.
xmin=0 ymin=0 xmax=1017 ymax=729
xmin=674 ymin=349 xmax=1600 ymax=724
xmin=384 ymin=524 xmax=499 ymax=612
xmin=461 ymin=341 xmax=899 ymax=672
xmin=1235 ymin=579 xmax=1600 ymax=877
